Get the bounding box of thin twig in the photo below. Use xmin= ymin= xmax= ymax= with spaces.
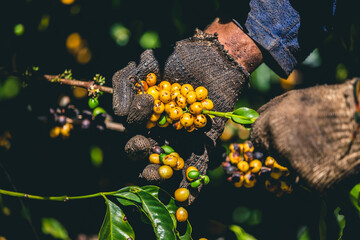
xmin=43 ymin=74 xmax=113 ymax=94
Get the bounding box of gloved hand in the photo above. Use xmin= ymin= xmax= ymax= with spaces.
xmin=112 ymin=29 xmax=254 ymax=204
xmin=251 ymin=78 xmax=360 ymax=194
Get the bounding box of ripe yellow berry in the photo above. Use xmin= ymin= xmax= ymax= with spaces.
xmin=135 ymin=80 xmax=148 ymax=91
xmin=169 ymin=152 xmax=180 ymax=158
xmin=195 ymin=86 xmax=208 ymax=101
xmin=176 ymin=207 xmax=188 ymax=222
xmin=249 ymin=160 xmax=262 ymax=173
xmin=181 ymin=84 xmax=194 ymax=97
xmin=158 ymin=81 xmax=172 ymax=92
xmin=174 ymin=188 xmax=190 ymax=202
xmin=159 ymin=90 xmax=171 ymax=104
xmin=185 ymin=124 xmax=196 ymax=132
xmin=153 ymin=100 xmax=165 ymax=114
xmin=171 ymin=83 xmax=181 ymax=92
xmin=234 ymin=175 xmax=245 ymax=188
xmin=169 ymin=107 xmax=183 ymax=120
xmin=170 ymin=90 xmax=181 ymax=101
xmin=189 ymin=102 xmax=203 ymax=115
xmin=147 ymin=87 xmax=160 ymax=100
xmin=270 ymin=168 xmax=282 ymax=180
xmin=265 ymin=156 xmax=275 ymax=167
xmin=180 ymin=113 xmax=194 ymax=127
xmin=194 ymin=114 xmax=207 ymax=128
xmin=229 ymin=152 xmax=241 ymax=164
xmin=173 ymin=121 xmax=183 ymax=130
xmin=243 ymin=140 xmax=254 ymax=152
xmin=157 ymin=121 xmax=169 ymax=128
xmin=149 ymin=153 xmax=160 ymax=164
xmin=237 ymin=161 xmax=250 ymax=172
xmin=175 ymin=95 xmax=187 ymax=108
xmin=201 ymin=99 xmax=214 ymax=110
xmin=149 ymin=113 xmax=161 ymax=122
xmin=186 ymin=91 xmax=197 ymax=104
xmin=158 ymin=165 xmax=173 ymax=179
xmin=146 ymin=121 xmax=157 ymax=129
xmin=146 ymin=73 xmax=157 ymax=86
xmin=50 ymin=126 xmax=61 ymax=138
xmin=174 ymin=157 xmax=185 ymax=170
xmin=162 ymin=155 xmax=178 ymax=168
xmin=166 ymin=115 xmax=173 ymax=124
xmin=165 ymin=101 xmax=176 ymax=114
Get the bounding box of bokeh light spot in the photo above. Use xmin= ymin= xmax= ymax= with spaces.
xmin=90 ymin=146 xmax=103 ymax=167
xmin=66 ymin=32 xmax=82 ymax=51
xmin=38 ymin=14 xmax=50 ymax=32
xmin=336 ymin=63 xmax=348 ymax=82
xmin=61 ymin=0 xmax=75 ymax=5
xmin=110 ymin=23 xmax=130 ymax=46
xmin=76 ymin=48 xmax=92 ymax=64
xmin=139 ymin=31 xmax=160 ymax=49
xmin=0 ymin=77 xmax=21 ymax=100
xmin=14 ymin=24 xmax=25 ymax=36
xmin=72 ymin=87 xmax=87 ymax=99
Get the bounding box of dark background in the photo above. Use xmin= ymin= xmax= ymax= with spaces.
xmin=0 ymin=0 xmax=359 ymax=240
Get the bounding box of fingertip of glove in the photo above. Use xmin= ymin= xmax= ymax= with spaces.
xmin=126 ymin=94 xmax=154 ymax=127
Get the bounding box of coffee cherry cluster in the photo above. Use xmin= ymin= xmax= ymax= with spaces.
xmin=185 ymin=166 xmax=210 ymax=188
xmin=135 ymin=73 xmax=214 ymax=132
xmin=222 ymin=141 xmax=292 ymax=196
xmin=149 ymin=145 xmax=185 ymax=179
xmin=48 ymin=96 xmax=108 ymax=139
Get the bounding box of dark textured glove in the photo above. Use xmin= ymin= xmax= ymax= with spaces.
xmin=251 ymin=78 xmax=360 ymax=194
xmin=113 ymin=29 xmax=250 ymax=204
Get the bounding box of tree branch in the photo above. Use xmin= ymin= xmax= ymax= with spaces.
xmin=43 ymin=74 xmax=113 ymax=94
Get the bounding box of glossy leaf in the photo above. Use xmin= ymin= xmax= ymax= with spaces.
xmin=231 ymin=116 xmax=255 ymax=125
xmin=179 ymin=221 xmax=193 ymax=240
xmin=135 ymin=188 xmax=177 ymax=240
xmin=229 ymin=225 xmax=257 ymax=240
xmin=99 ymin=196 xmax=135 ymax=240
xmin=232 ymin=107 xmax=259 ymax=120
xmin=42 ymin=218 xmax=69 ymax=240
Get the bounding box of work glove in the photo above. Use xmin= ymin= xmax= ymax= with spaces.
xmin=251 ymin=78 xmax=360 ymax=194
xmin=112 ymin=29 xmax=250 ymax=204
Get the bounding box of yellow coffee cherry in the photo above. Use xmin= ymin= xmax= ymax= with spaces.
xmin=149 ymin=113 xmax=161 ymax=122
xmin=234 ymin=175 xmax=244 ymax=188
xmin=229 ymin=143 xmax=242 ymax=153
xmin=237 ymin=161 xmax=250 ymax=172
xmin=174 ymin=157 xmax=185 ymax=170
xmin=146 ymin=121 xmax=157 ymax=129
xmin=194 ymin=114 xmax=207 ymax=128
xmin=195 ymin=86 xmax=208 ymax=101
xmin=175 ymin=95 xmax=187 ymax=108
xmin=153 ymin=100 xmax=165 ymax=114
xmin=50 ymin=126 xmax=61 ymax=138
xmin=159 ymin=165 xmax=173 ymax=179
xmin=159 ymin=90 xmax=171 ymax=104
xmin=243 ymin=140 xmax=254 ymax=152
xmin=171 ymin=82 xmax=181 ymax=92
xmin=165 ymin=101 xmax=176 ymax=114
xmin=249 ymin=160 xmax=262 ymax=173
xmin=146 ymin=73 xmax=157 ymax=86
xmin=176 ymin=207 xmax=188 ymax=222
xmin=180 ymin=113 xmax=194 ymax=127
xmin=174 ymin=188 xmax=190 ymax=202
xmin=185 ymin=124 xmax=196 ymax=132
xmin=181 ymin=84 xmax=194 ymax=97
xmin=280 ymin=181 xmax=293 ymax=194
xmin=265 ymin=156 xmax=275 ymax=167
xmin=162 ymin=155 xmax=178 ymax=168
xmin=273 ymin=162 xmax=289 ymax=172
xmin=166 ymin=115 xmax=173 ymax=124
xmin=169 ymin=152 xmax=180 ymax=158
xmin=229 ymin=152 xmax=241 ymax=164
xmin=170 ymin=90 xmax=181 ymax=101
xmin=173 ymin=121 xmax=183 ymax=130
xmin=201 ymin=99 xmax=214 ymax=110
xmin=270 ymin=168 xmax=282 ymax=180
xmin=186 ymin=91 xmax=197 ymax=104
xmin=158 ymin=81 xmax=172 ymax=92
xmin=169 ymin=107 xmax=183 ymax=120
xmin=149 ymin=153 xmax=160 ymax=164
xmin=147 ymin=87 xmax=160 ymax=100
xmin=135 ymin=80 xmax=148 ymax=91
xmin=189 ymin=102 xmax=203 ymax=115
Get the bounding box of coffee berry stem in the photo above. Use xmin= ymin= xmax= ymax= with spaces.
xmin=202 ymin=110 xmax=254 ymax=120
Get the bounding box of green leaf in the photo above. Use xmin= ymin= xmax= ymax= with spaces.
xmin=99 ymin=196 xmax=135 ymax=240
xmin=179 ymin=221 xmax=193 ymax=240
xmin=141 ymin=185 xmax=161 ymax=198
xmin=229 ymin=225 xmax=257 ymax=240
xmin=41 ymin=218 xmax=69 ymax=240
xmin=232 ymin=107 xmax=259 ymax=120
xmin=135 ymin=189 xmax=177 ymax=240
xmin=231 ymin=116 xmax=255 ymax=125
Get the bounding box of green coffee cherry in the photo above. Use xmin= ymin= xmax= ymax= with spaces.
xmin=88 ymin=98 xmax=99 ymax=109
xmin=158 ymin=115 xmax=167 ymax=125
xmin=190 ymin=179 xmax=202 ymax=188
xmin=93 ymin=107 xmax=106 ymax=116
xmin=188 ymin=170 xmax=200 ymax=180
xmin=159 ymin=153 xmax=167 ymax=164
xmin=202 ymin=175 xmax=210 ymax=185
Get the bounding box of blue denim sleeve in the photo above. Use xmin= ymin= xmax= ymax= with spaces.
xmin=244 ymin=0 xmax=336 ymax=77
